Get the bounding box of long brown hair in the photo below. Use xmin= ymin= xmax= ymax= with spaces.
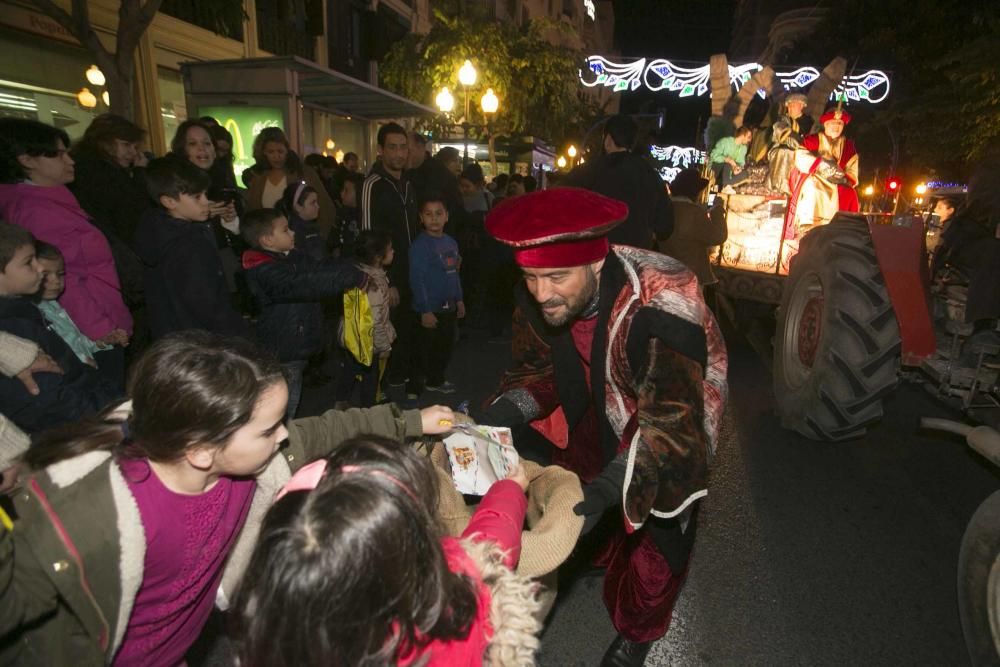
xmin=250 ymin=126 xmax=302 ymax=176
xmin=24 ymin=331 xmax=285 ymax=469
xmin=232 ymin=436 xmax=479 ymax=667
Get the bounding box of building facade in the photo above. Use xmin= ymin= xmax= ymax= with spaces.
xmin=0 ymin=0 xmax=614 ymax=169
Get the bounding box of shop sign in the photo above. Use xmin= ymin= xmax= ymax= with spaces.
xmin=199 ymin=105 xmax=283 ymax=175
xmin=0 ymin=4 xmax=79 ymax=45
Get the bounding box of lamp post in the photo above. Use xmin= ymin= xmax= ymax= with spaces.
xmin=458 ymin=59 xmax=478 ymax=165
xmin=480 ymin=88 xmax=500 ymax=175
xmin=567 ymin=144 xmax=578 ymax=168
xmin=436 ymin=60 xmax=500 ymax=168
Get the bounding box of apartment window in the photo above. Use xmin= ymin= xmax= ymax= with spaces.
xmin=160 ymin=0 xmax=244 ymax=41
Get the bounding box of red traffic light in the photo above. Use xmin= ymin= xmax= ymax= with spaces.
xmin=887 ymin=179 xmax=900 ymax=191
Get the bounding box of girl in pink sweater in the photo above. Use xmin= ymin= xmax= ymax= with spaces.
xmin=233 ymin=436 xmax=542 ymax=666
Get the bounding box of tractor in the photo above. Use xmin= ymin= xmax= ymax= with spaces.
xmin=711 ymin=192 xmax=998 ymax=441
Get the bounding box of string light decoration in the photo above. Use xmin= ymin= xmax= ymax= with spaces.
xmin=650 ymin=145 xmax=706 ymax=183
xmin=580 ymin=56 xmax=890 ymax=104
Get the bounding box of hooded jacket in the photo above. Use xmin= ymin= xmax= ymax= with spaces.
xmin=360 ymin=161 xmax=420 ymax=292
xmin=563 ymin=151 xmax=675 ymax=249
xmin=0 ymin=183 xmax=133 ymax=339
xmin=132 ymin=208 xmax=251 ymax=340
xmin=0 ymin=297 xmax=121 ymax=434
xmin=241 ymin=248 xmax=364 ymax=362
xmin=0 ymin=403 xmax=424 ymax=666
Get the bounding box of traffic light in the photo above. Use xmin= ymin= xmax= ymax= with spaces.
xmin=887 ymin=178 xmax=901 ymax=192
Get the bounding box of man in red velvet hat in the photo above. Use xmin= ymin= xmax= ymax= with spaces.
xmin=785 ymin=106 xmax=860 ymax=235
xmin=479 ymin=188 xmax=728 ymax=665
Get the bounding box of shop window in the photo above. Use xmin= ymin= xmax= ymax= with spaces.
xmin=0 ymin=26 xmax=98 ymax=141
xmin=157 ymin=67 xmax=187 ymax=147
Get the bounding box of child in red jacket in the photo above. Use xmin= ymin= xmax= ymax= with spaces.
xmin=232 ymin=435 xmax=541 ymax=666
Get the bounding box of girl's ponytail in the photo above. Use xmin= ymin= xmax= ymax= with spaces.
xmin=23 ymin=401 xmax=130 ymax=470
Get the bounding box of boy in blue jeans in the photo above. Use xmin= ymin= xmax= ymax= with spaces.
xmin=410 ymin=193 xmax=464 ymax=394
xmin=240 ymin=208 xmax=364 ymax=417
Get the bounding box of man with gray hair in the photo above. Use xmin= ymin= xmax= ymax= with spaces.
xmin=767 ymin=92 xmax=813 ymax=194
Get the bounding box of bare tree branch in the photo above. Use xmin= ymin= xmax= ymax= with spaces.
xmin=138 ymin=0 xmax=166 ymax=26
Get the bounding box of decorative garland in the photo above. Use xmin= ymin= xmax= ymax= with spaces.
xmin=581 ymin=56 xmax=890 ymax=104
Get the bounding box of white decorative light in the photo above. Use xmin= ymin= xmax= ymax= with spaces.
xmin=650 ymin=145 xmax=706 ymax=182
xmin=436 ymin=87 xmax=455 ymax=113
xmin=325 ymin=138 xmax=335 ymax=150
xmin=458 ymin=60 xmax=477 ymax=87
xmin=76 ymin=87 xmax=97 ymax=108
xmin=567 ymin=145 xmax=577 ymax=158
xmin=556 ymin=156 xmax=567 ymax=169
xmin=101 ymin=90 xmax=110 ymax=106
xmin=584 ymin=0 xmax=596 ymax=20
xmin=580 ymin=56 xmax=891 ymax=104
xmin=480 ymin=88 xmax=499 ymax=114
xmin=85 ymin=65 xmax=105 ymax=87
xmin=335 ymin=149 xmax=345 ymax=163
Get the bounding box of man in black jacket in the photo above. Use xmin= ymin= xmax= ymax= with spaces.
xmin=407 ymin=133 xmax=465 ymax=237
xmin=361 ymin=123 xmax=421 ymax=397
xmin=565 ymin=114 xmax=674 ymax=249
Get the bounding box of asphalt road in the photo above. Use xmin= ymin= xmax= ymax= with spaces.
xmin=192 ymin=322 xmax=1000 ymax=666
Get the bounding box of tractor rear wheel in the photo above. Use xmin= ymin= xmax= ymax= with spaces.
xmin=773 ymin=216 xmax=901 ymax=440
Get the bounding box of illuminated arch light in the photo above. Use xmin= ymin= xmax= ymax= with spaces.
xmin=650 ymin=145 xmax=706 ymax=182
xmin=581 ymin=56 xmax=890 ymax=104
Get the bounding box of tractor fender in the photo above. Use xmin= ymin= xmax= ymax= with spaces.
xmin=865 ymin=218 xmax=936 ymax=365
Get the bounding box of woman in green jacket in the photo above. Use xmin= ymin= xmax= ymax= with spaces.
xmin=0 ymin=331 xmax=454 ymax=666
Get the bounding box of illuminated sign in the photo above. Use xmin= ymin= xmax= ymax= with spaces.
xmin=650 ymin=145 xmax=705 ymax=183
xmin=581 ymin=56 xmax=890 ymax=104
xmin=198 ymin=105 xmax=284 ymax=175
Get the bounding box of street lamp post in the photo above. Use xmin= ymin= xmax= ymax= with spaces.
xmin=480 ymin=88 xmax=500 ymax=175
xmin=458 ymin=59 xmax=478 ymax=165
xmin=436 ymin=60 xmax=500 ymax=170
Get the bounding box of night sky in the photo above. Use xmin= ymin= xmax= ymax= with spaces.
xmin=611 ymin=0 xmax=739 ymax=146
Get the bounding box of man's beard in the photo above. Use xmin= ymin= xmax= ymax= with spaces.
xmin=538 ymin=268 xmax=599 ymax=327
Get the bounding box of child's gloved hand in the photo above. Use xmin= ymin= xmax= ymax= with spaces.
xmin=420 ymin=405 xmax=456 ymax=434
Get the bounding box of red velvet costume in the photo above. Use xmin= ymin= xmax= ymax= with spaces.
xmin=484 ymin=189 xmax=728 ymax=642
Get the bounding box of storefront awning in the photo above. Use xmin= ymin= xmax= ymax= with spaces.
xmin=182 ymin=55 xmax=436 ymax=121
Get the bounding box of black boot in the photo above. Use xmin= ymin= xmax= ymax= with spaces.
xmin=600 ymin=634 xmax=653 ymax=667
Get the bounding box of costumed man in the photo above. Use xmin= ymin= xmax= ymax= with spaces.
xmin=785 ymin=106 xmax=860 ymax=236
xmin=478 ymin=188 xmax=728 ymax=666
xmin=766 ymin=93 xmax=812 ymax=195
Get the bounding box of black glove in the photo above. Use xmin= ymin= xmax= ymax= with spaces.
xmin=573 ymin=455 xmax=628 ymax=534
xmin=471 ymin=396 xmax=524 ymax=428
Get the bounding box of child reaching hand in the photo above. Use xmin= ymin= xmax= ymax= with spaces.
xmin=233 ymin=436 xmax=541 ymax=667
xmin=0 ymin=330 xmax=456 ymax=665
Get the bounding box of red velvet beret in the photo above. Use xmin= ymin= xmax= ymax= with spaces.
xmin=485 ymin=188 xmax=629 ymax=268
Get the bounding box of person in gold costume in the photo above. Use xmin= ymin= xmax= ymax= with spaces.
xmin=785 ymin=107 xmax=860 ymax=236
xmin=766 ymin=93 xmax=812 ymax=195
